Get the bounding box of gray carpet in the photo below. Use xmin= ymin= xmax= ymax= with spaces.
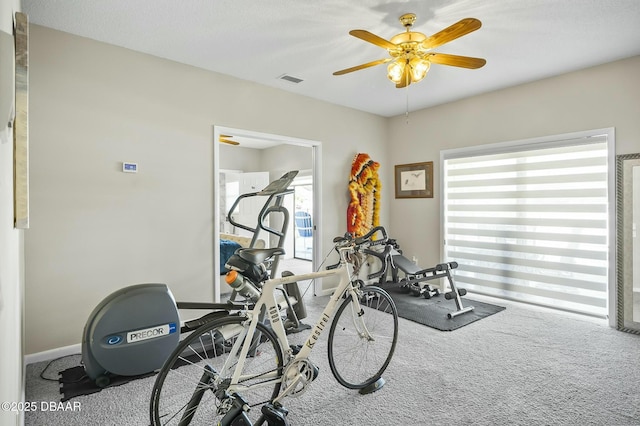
xmin=25 ymin=294 xmax=640 ymax=426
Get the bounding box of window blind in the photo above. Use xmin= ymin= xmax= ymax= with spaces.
xmin=443 ymin=135 xmax=610 ymax=317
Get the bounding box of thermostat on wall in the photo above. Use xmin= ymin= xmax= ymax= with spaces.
xmin=122 ymin=162 xmax=138 ymax=173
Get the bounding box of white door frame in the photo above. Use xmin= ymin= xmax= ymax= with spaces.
xmin=213 ymin=125 xmax=322 ymax=302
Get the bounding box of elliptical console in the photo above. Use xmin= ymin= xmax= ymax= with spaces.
xmin=81 ymin=283 xmax=180 ymax=387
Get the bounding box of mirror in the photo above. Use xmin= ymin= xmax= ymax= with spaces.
xmin=616 ymin=153 xmax=640 ymax=334
xmin=212 ymin=125 xmax=322 ymax=302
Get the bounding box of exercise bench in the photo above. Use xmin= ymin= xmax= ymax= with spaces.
xmin=390 ymin=256 xmax=475 ymax=319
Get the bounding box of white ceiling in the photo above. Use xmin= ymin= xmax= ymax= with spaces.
xmin=21 ymin=0 xmax=640 ymax=118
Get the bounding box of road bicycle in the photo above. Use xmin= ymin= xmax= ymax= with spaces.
xmin=149 ymin=228 xmax=399 ymax=425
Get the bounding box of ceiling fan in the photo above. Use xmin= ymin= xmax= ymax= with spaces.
xmin=333 ymin=13 xmax=486 ymax=88
xmin=219 ymin=134 xmax=240 ymax=145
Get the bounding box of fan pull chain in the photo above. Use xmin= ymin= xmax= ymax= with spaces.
xmin=405 ymin=81 xmax=410 ymax=124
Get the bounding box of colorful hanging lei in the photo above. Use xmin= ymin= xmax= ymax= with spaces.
xmin=347 ymin=153 xmax=381 ymax=238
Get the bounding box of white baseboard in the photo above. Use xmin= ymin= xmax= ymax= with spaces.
xmin=24 ymin=343 xmax=81 ymax=365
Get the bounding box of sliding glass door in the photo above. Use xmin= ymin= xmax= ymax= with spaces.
xmin=293 ymin=182 xmax=313 ymax=260
xmin=442 ymin=130 xmax=614 ymax=317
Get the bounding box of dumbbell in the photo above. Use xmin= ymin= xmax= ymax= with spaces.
xmin=423 ymin=288 xmax=439 ymax=299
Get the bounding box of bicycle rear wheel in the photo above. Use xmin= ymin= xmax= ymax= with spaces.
xmin=150 ymin=315 xmax=283 ymax=425
xmin=328 ymin=285 xmax=398 ymax=389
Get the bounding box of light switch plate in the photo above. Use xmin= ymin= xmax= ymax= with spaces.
xmin=122 ymin=162 xmax=138 ymax=173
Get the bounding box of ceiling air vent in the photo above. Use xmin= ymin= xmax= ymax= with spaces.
xmin=278 ymin=74 xmax=304 ymax=84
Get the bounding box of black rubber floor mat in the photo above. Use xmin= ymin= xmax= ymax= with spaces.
xmin=383 ymin=285 xmax=505 ymax=331
xmin=58 ymin=366 xmax=155 ymax=401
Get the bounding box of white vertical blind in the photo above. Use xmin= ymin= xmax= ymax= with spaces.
xmin=443 ymin=134 xmax=611 ymax=317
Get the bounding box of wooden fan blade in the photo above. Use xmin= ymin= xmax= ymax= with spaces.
xmin=333 ymin=58 xmax=392 ymax=75
xmin=395 ymin=65 xmax=411 ymax=88
xmin=219 ymin=135 xmax=239 ymax=145
xmin=427 ymin=53 xmax=486 ymax=69
xmin=421 ymin=18 xmax=482 ymax=50
xmin=349 ymin=29 xmax=397 ymax=50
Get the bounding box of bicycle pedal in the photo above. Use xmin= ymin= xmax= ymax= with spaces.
xmin=305 ymin=362 xmax=320 ymax=381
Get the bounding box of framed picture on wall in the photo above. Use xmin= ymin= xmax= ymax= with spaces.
xmin=395 ymin=161 xmax=433 ymax=199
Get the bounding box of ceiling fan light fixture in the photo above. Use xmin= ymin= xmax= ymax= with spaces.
xmin=387 ymin=61 xmax=405 ymax=84
xmin=409 ymin=57 xmax=430 ymax=82
xmin=388 ymin=57 xmax=430 ymax=85
xmin=334 ymin=14 xmax=485 ymax=88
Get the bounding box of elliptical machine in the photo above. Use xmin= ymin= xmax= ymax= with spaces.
xmin=80 ymin=171 xmax=308 ymax=388
xmin=225 ymin=170 xmax=297 ymax=278
xmin=81 ymin=283 xmax=181 ymax=388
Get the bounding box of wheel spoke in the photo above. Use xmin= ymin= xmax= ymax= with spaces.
xmin=150 ymin=317 xmax=283 ymax=425
xmin=328 ymin=286 xmax=398 ymax=389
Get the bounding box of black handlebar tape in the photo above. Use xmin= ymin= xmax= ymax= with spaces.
xmin=354 ymin=226 xmax=388 ymax=245
xmin=363 ymin=246 xmax=391 ymax=279
xmin=368 ymin=269 xmax=385 ymax=279
xmin=363 ymin=245 xmax=390 ymax=261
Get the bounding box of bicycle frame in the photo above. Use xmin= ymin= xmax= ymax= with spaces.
xmin=222 ymin=245 xmax=368 ymax=400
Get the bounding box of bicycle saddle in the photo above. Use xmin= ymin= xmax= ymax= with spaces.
xmin=237 ymin=248 xmax=285 ymax=265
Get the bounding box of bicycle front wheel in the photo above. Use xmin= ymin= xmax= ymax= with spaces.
xmin=328 ymin=285 xmax=398 ymax=389
xmin=150 ymin=315 xmax=284 ymax=425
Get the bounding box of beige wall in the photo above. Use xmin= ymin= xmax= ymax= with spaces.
xmin=25 ymin=25 xmax=389 ymax=354
xmin=219 ymin=143 xmax=262 ymax=172
xmin=22 ymin=23 xmax=639 ymax=355
xmin=387 ymin=56 xmax=640 ymax=268
xmin=0 ymin=2 xmax=24 ymax=425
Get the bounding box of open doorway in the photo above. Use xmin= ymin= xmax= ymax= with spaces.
xmin=213 ymin=126 xmax=322 ymax=302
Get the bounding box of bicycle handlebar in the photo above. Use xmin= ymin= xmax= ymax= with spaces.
xmin=328 ymin=226 xmax=392 ymax=278
xmin=332 ymin=226 xmax=388 ymax=248
xmin=363 ymin=245 xmax=392 ymax=279
xmin=354 ymin=226 xmax=387 ymax=245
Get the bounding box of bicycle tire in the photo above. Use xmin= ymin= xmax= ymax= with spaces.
xmin=327 ymin=285 xmax=398 ymax=389
xmin=150 ymin=314 xmax=284 ymax=425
